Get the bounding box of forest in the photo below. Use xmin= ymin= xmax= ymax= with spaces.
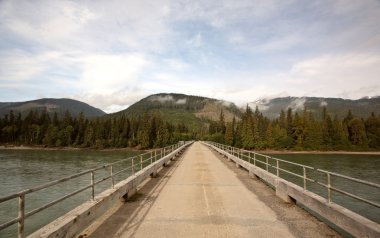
xmin=0 ymin=106 xmax=379 ymax=151
xmin=206 ymin=106 xmax=380 ymax=150
xmin=0 ymin=110 xmax=192 ymax=149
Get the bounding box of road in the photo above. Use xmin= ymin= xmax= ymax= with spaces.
xmin=86 ymin=142 xmax=340 ymax=238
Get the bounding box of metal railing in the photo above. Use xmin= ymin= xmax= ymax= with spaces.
xmin=205 ymin=141 xmax=380 ymax=219
xmin=0 ymin=141 xmax=189 ymax=238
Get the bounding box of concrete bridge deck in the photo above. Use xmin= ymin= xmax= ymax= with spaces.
xmin=84 ymin=142 xmax=340 ymax=238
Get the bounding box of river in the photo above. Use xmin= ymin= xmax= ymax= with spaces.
xmin=0 ymin=149 xmax=379 ymax=237
xmin=0 ymin=149 xmax=140 ymax=238
xmin=265 ymin=153 xmax=380 ymax=224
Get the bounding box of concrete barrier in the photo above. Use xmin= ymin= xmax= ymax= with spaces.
xmin=207 ymin=143 xmax=380 ymax=238
xmin=29 ymin=143 xmax=192 ymax=238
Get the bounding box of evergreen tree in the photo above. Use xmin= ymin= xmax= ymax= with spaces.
xmin=218 ymin=109 xmax=226 ymax=134
xmin=348 ymin=118 xmax=368 ymax=148
xmin=224 ymin=122 xmax=234 ymax=146
xmin=365 ymin=112 xmax=380 ymax=148
xmin=265 ymin=122 xmax=275 ymax=148
xmin=292 ymin=112 xmax=304 ymax=149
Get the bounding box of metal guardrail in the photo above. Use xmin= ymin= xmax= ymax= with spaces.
xmin=205 ymin=141 xmax=380 ymax=216
xmin=0 ymin=141 xmax=189 ymax=238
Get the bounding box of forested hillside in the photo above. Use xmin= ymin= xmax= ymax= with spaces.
xmin=0 ymin=110 xmax=192 ymax=149
xmin=206 ymin=106 xmax=380 ymax=150
xmin=111 ymin=93 xmax=242 ymax=130
xmin=250 ymin=96 xmax=380 ymax=119
xmin=0 ymin=98 xmax=105 ymax=118
xmin=0 ymin=93 xmax=379 ymax=151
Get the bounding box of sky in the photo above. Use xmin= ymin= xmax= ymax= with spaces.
xmin=0 ymin=0 xmax=380 ymax=113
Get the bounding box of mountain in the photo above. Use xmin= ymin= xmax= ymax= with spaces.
xmin=111 ymin=93 xmax=242 ymax=130
xmin=0 ymin=98 xmax=106 ymax=118
xmin=249 ymin=96 xmax=380 ymax=119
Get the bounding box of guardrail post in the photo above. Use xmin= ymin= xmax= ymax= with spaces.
xmin=303 ymin=167 xmax=306 ymax=190
xmin=91 ymin=171 xmax=95 ymax=200
xmin=18 ymin=194 xmax=25 ymax=238
xmin=155 ymin=150 xmax=157 ymax=162
xmin=248 ymin=152 xmax=251 ymax=164
xmin=276 ymin=159 xmax=279 ymax=177
xmin=150 ymin=152 xmax=153 ymax=164
xmin=327 ymin=173 xmax=331 ymax=203
xmin=266 ymin=156 xmax=269 ymax=171
xmin=111 ymin=165 xmax=114 ymax=188
xmin=132 ymin=158 xmax=134 ymax=174
xmin=140 ymin=155 xmax=143 ymax=170
xmin=254 ymin=153 xmax=256 ymax=166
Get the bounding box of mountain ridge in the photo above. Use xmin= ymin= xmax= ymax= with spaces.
xmin=109 ymin=93 xmax=243 ymax=130
xmin=249 ymin=96 xmax=380 ymax=119
xmin=0 ymin=98 xmax=106 ymax=118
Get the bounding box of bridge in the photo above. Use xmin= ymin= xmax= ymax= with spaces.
xmin=0 ymin=141 xmax=379 ymax=237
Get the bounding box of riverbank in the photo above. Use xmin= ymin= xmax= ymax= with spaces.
xmin=0 ymin=144 xmax=144 ymax=152
xmin=257 ymin=150 xmax=380 ymax=155
xmin=1 ymin=144 xmax=379 ymax=155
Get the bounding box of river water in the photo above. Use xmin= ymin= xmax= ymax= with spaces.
xmin=263 ymin=153 xmax=380 ymax=224
xmin=0 ymin=149 xmax=140 ymax=238
xmin=0 ymin=149 xmax=379 ymax=237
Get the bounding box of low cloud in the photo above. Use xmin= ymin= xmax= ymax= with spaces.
xmin=288 ymin=97 xmax=306 ymax=110
xmin=0 ymin=50 xmax=46 ymax=82
xmin=287 ymin=53 xmax=380 ymax=99
xmin=175 ymin=98 xmax=187 ymax=104
xmin=149 ymin=95 xmax=174 ymax=103
xmin=149 ymin=95 xmax=188 ymax=105
xmin=79 ymin=53 xmax=149 ymax=94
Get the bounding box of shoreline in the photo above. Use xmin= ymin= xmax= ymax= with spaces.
xmin=1 ymin=144 xmax=379 ymax=155
xmin=0 ymin=145 xmax=144 ymax=152
xmin=256 ymin=150 xmax=380 ymax=155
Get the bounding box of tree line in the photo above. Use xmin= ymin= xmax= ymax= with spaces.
xmin=205 ymin=106 xmax=380 ymax=150
xmin=1 ymin=106 xmax=379 ymax=151
xmin=0 ymin=110 xmax=192 ymax=149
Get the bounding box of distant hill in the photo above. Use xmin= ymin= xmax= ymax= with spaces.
xmin=249 ymin=96 xmax=380 ymax=119
xmin=0 ymin=98 xmax=106 ymax=118
xmin=111 ymin=93 xmax=242 ymax=130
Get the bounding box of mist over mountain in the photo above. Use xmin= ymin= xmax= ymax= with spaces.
xmin=110 ymin=93 xmax=242 ymax=130
xmin=249 ymin=96 xmax=380 ymax=119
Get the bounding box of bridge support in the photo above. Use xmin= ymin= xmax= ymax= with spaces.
xmin=275 ymin=181 xmax=294 ymax=203
xmin=150 ymin=171 xmax=158 ymax=178
xmin=249 ymin=169 xmax=259 ymax=180
xmin=123 ymin=187 xmax=137 ymax=202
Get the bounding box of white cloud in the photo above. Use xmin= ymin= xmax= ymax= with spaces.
xmin=187 ymin=33 xmax=202 ymax=48
xmin=0 ymin=50 xmax=45 ymax=81
xmin=163 ymin=58 xmax=189 ymax=71
xmin=281 ymin=53 xmax=380 ymax=98
xmin=0 ymin=0 xmax=172 ymax=52
xmin=175 ymin=98 xmax=187 ymax=104
xmin=1 ymin=0 xmax=380 ymax=112
xmin=320 ymin=100 xmax=328 ymax=107
xmin=149 ymin=95 xmax=174 ymax=103
xmin=79 ymin=53 xmax=149 ymax=94
xmin=103 ymin=104 xmax=129 ymax=113
xmin=74 ymin=86 xmax=148 ymax=113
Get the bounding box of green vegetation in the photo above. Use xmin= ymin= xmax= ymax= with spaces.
xmin=0 ymin=93 xmax=379 ymax=151
xmin=0 ymin=98 xmax=105 ymax=118
xmin=205 ymin=106 xmax=380 ymax=151
xmin=253 ymin=96 xmax=380 ymax=119
xmin=0 ymin=110 xmax=192 ymax=149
